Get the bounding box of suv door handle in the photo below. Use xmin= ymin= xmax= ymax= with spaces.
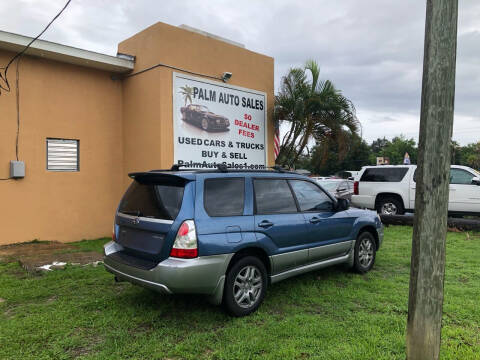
xmin=258 ymin=220 xmax=274 ymax=228
xmin=309 ymin=217 xmax=322 ymax=224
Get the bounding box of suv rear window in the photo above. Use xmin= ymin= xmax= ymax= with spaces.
xmin=119 ymin=181 xmax=184 ymax=220
xmin=204 ymin=178 xmax=245 ymax=217
xmin=254 ymin=179 xmax=297 ymax=214
xmin=360 ymin=168 xmax=409 ymax=182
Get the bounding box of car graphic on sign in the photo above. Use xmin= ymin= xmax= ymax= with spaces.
xmin=180 ymin=104 xmax=230 ymax=132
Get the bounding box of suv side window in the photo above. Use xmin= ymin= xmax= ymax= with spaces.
xmin=290 ymin=180 xmax=334 ymax=212
xmin=414 ymin=168 xmax=477 ymax=185
xmin=254 ymin=179 xmax=297 ymax=214
xmin=450 ymin=169 xmax=475 ymax=185
xmin=360 ymin=168 xmax=409 ymax=182
xmin=204 ymin=178 xmax=245 ymax=217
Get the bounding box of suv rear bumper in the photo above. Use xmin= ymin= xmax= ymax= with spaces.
xmin=103 ymin=241 xmax=233 ymax=303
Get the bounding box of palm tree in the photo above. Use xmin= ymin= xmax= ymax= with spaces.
xmin=274 ymin=60 xmax=360 ymax=167
xmin=180 ymin=85 xmax=193 ymax=106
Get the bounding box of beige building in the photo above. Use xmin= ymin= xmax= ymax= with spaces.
xmin=0 ymin=22 xmax=274 ymax=245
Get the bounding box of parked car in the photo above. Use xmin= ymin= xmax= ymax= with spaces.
xmin=310 ymin=176 xmax=333 ymax=181
xmin=317 ymin=179 xmax=354 ymax=201
xmin=180 ymin=104 xmax=230 ymax=131
xmin=351 ymin=165 xmax=480 ymax=216
xmin=104 ymin=167 xmax=383 ymax=316
xmin=335 ymin=170 xmax=360 ymax=180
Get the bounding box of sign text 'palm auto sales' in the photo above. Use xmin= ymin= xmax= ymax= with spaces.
xmin=173 ymin=73 xmax=267 ymax=169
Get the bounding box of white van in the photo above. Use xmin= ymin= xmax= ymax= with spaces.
xmin=351 ymin=165 xmax=480 ymax=215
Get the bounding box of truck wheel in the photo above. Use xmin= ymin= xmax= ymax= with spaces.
xmin=201 ymin=118 xmax=210 ymax=131
xmin=377 ymin=196 xmax=404 ymax=215
xmin=354 ymin=231 xmax=376 ymax=273
xmin=223 ymin=256 xmax=267 ymax=317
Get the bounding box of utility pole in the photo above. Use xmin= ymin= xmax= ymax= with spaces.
xmin=406 ymin=1 xmax=458 ymax=359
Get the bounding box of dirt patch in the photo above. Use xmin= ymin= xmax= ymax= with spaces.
xmin=69 ymin=334 xmax=104 ymax=358
xmin=46 ymin=295 xmax=57 ymax=304
xmin=128 ymin=321 xmax=154 ymax=336
xmin=0 ymin=241 xmax=102 ymax=273
xmin=3 ymin=307 xmax=15 ymax=319
xmin=4 ymin=265 xmax=29 ymax=279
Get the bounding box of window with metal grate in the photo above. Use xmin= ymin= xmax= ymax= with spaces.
xmin=46 ymin=138 xmax=79 ymax=171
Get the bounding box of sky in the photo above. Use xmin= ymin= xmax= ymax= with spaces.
xmin=1 ymin=0 xmax=479 ymax=146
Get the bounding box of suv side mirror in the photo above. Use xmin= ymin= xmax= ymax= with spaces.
xmin=336 ymin=198 xmax=350 ymax=211
xmin=472 ymin=176 xmax=480 ymax=186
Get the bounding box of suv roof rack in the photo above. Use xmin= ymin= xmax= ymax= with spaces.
xmin=170 ymin=164 xmax=187 ymax=171
xmin=145 ymin=164 xmax=301 ymax=175
xmin=270 ymin=165 xmax=286 ymax=173
xmin=217 ymin=164 xmax=228 ymax=173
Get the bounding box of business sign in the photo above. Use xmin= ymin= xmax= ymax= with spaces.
xmin=173 ymin=72 xmax=267 ymax=169
xmin=376 ymin=157 xmax=390 ymax=166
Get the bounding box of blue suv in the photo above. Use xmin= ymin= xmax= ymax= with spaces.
xmin=104 ymin=167 xmax=383 ymax=316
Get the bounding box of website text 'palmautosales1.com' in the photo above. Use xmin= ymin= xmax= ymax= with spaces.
xmin=177 ymin=160 xmax=266 ymax=170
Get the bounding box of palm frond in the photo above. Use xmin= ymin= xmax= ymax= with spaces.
xmin=274 ymin=60 xmax=361 ymax=165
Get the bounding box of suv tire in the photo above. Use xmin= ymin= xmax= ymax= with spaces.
xmin=223 ymin=256 xmax=267 ymax=317
xmin=354 ymin=231 xmax=376 ymax=273
xmin=376 ymin=196 xmax=404 ymax=215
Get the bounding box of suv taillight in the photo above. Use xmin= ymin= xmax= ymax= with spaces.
xmin=112 ymin=224 xmax=116 ymax=242
xmin=354 ymin=181 xmax=359 ymax=195
xmin=170 ymin=220 xmax=198 ymax=258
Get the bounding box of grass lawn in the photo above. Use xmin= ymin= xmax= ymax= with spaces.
xmin=0 ymin=226 xmax=479 ymax=359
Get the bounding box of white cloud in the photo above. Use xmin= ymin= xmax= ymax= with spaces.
xmin=1 ymin=0 xmax=479 ymax=145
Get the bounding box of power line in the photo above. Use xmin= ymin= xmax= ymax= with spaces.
xmin=15 ymin=57 xmax=21 ymax=161
xmin=0 ymin=0 xmax=72 ymax=181
xmin=0 ymin=0 xmax=73 ymax=95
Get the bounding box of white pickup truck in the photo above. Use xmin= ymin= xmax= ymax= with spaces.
xmin=351 ymin=165 xmax=480 ymax=215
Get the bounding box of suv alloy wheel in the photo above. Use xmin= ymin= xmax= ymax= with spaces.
xmin=223 ymin=256 xmax=267 ymax=317
xmin=377 ymin=196 xmax=404 ymax=215
xmin=353 ymin=231 xmax=376 ymax=273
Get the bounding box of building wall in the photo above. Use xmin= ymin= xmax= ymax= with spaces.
xmin=0 ymin=52 xmax=124 ymax=244
xmin=0 ymin=22 xmax=274 ymax=245
xmin=119 ymin=22 xmax=275 ymax=185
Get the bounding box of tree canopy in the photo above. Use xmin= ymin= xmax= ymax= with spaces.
xmin=274 ymin=60 xmax=480 ymax=175
xmin=274 ymin=60 xmax=359 ymax=167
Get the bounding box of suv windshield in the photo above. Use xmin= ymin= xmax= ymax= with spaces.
xmin=119 ymin=181 xmax=184 ymax=220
